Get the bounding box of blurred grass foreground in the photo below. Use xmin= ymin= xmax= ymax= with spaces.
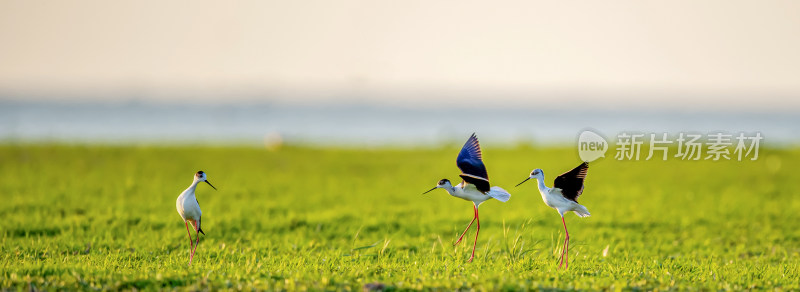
xmin=1 ymin=144 xmax=798 ymax=290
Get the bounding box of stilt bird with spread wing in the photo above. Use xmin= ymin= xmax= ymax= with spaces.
xmin=516 ymin=162 xmax=591 ymax=269
xmin=424 ymin=133 xmax=511 ymax=262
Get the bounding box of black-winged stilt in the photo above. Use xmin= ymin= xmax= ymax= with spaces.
xmin=176 ymin=170 xmax=216 ymax=266
xmin=424 ymin=133 xmax=511 ymax=262
xmin=516 ymin=162 xmax=590 ymax=269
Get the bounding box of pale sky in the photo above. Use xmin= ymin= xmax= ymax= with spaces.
xmin=1 ymin=1 xmax=799 ymax=109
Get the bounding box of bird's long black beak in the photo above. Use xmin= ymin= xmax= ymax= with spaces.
xmin=515 ymin=177 xmax=530 ymax=187
xmin=422 ymin=186 xmax=437 ymax=194
xmin=205 ymin=180 xmax=217 ymax=190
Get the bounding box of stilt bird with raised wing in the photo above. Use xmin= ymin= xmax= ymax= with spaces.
xmin=423 ymin=133 xmax=511 ymax=262
xmin=516 ymin=162 xmax=590 ymax=269
xmin=176 ymin=170 xmax=216 ymax=266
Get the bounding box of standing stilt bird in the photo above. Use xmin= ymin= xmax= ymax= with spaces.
xmin=176 ymin=170 xmax=216 ymax=266
xmin=516 ymin=162 xmax=590 ymax=269
xmin=423 ymin=133 xmax=511 ymax=262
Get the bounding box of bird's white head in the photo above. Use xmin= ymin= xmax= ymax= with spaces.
xmin=194 ymin=170 xmax=217 ymax=190
xmin=515 ymin=169 xmax=544 ymax=187
xmin=423 ymin=178 xmax=452 ymax=194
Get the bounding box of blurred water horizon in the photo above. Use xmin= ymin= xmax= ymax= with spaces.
xmin=3 ymin=1 xmax=800 ymax=149
xmin=2 ymin=100 xmax=797 ymax=148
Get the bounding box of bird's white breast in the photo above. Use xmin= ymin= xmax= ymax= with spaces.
xmin=543 ymin=188 xmax=582 ymax=213
xmin=176 ymin=191 xmax=201 ymax=221
xmin=452 ymin=183 xmax=491 ymax=204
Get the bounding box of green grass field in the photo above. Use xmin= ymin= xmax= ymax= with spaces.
xmin=1 ymin=144 xmax=799 ymax=290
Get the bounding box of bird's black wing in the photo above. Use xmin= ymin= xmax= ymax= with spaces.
xmin=456 ymin=133 xmax=490 ymax=193
xmin=553 ymin=162 xmax=589 ymax=203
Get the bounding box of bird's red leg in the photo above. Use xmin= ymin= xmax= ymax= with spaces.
xmin=558 ymin=239 xmax=566 ymax=268
xmin=185 ymin=221 xmax=194 ymax=265
xmin=468 ymin=206 xmax=480 ymax=262
xmin=185 ymin=221 xmax=194 ymax=249
xmin=454 ymin=205 xmax=478 ymax=246
xmin=189 ymin=221 xmax=200 ymax=265
xmin=565 ymin=234 xmax=570 ymax=269
xmin=559 ymin=216 xmax=570 ymax=269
